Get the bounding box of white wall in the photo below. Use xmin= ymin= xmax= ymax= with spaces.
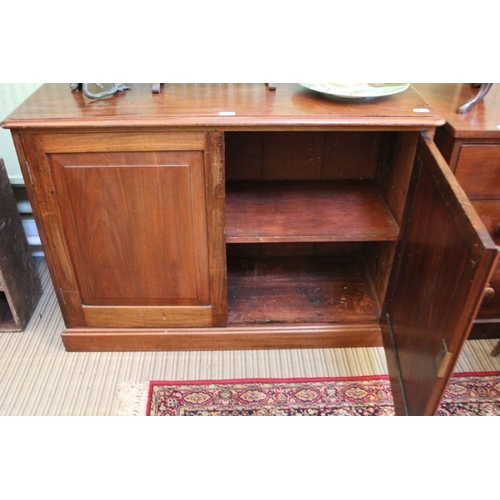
xmin=0 ymin=83 xmax=43 ymax=184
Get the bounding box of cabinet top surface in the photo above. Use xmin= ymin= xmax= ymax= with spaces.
xmin=2 ymin=83 xmax=444 ymax=131
xmin=413 ymin=83 xmax=500 ymax=139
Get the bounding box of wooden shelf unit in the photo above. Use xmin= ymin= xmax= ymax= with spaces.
xmin=224 ymin=128 xmax=409 ymax=333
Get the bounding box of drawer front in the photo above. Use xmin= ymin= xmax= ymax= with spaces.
xmin=477 ymin=264 xmax=500 ymax=318
xmin=473 ymin=200 xmax=500 ymax=317
xmin=472 ymin=200 xmax=500 ymax=244
xmin=455 ymin=144 xmax=500 ymax=199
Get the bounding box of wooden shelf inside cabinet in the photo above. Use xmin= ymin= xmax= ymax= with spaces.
xmin=225 ymin=180 xmax=399 ymax=243
xmin=227 ymin=254 xmax=379 ymax=326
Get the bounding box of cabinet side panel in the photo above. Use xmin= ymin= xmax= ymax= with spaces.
xmin=364 ymin=133 xmax=418 ymax=308
xmin=225 ymin=132 xmax=262 ymax=179
xmin=375 ymin=132 xmax=418 ymax=226
xmin=206 ymin=132 xmax=227 ymax=326
xmin=19 ymin=134 xmax=87 ymax=326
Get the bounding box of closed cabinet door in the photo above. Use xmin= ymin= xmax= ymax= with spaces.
xmin=23 ymin=131 xmax=226 ymax=328
xmin=384 ymin=134 xmax=498 ymax=415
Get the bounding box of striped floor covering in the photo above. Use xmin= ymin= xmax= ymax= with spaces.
xmin=1 ymin=258 xmax=499 ymax=416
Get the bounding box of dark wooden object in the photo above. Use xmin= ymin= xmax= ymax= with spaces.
xmin=382 ymin=135 xmax=497 ymax=414
xmin=0 ymin=158 xmax=42 ymax=331
xmin=414 ymin=84 xmax=500 ymax=345
xmin=492 ymin=339 xmax=500 ymax=356
xmin=2 ymin=83 xmax=497 ymax=415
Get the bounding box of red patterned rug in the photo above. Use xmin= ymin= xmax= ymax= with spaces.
xmin=144 ymin=371 xmax=500 ymax=416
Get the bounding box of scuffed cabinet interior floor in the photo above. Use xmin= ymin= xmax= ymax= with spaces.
xmin=1 ymin=258 xmax=499 ymax=416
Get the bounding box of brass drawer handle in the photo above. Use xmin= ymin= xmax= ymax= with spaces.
xmin=484 ymin=284 xmax=495 ymax=301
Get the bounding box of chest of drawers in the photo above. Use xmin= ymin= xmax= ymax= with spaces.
xmin=415 ymin=83 xmax=500 ymax=340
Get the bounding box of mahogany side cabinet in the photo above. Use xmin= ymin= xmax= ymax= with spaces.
xmin=2 ymin=83 xmax=497 ymax=415
xmin=415 ymin=83 xmax=500 ymax=341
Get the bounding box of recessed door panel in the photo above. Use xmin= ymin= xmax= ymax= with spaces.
xmin=50 ymin=151 xmax=209 ymax=306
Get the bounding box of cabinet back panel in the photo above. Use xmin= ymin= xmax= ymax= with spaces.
xmin=226 ymin=242 xmax=364 ymax=258
xmin=225 ymin=132 xmax=387 ymax=180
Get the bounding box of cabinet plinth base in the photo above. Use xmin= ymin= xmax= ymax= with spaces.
xmin=61 ymin=324 xmax=383 ymax=352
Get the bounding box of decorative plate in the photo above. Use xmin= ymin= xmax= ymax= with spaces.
xmin=299 ymin=83 xmax=410 ymax=99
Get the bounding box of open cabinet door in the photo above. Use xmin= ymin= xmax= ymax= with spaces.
xmin=383 ymin=133 xmax=498 ymax=416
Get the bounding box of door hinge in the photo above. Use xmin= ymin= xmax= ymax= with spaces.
xmin=437 ymin=339 xmax=453 ymax=378
xmin=59 ymin=288 xmax=67 ymax=306
xmin=25 ymin=161 xmax=34 ymax=185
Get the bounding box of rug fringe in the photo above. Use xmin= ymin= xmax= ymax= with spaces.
xmin=116 ymin=382 xmax=149 ymax=416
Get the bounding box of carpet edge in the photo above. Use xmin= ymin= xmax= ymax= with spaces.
xmin=116 ymin=382 xmax=150 ymax=416
xmin=117 ymin=372 xmax=500 ymax=416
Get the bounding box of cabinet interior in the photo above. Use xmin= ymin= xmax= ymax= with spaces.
xmin=224 ymin=131 xmax=417 ymax=327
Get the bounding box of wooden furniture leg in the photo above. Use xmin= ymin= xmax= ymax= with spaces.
xmin=491 ymin=339 xmax=500 ymax=356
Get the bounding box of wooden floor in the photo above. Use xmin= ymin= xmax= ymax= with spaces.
xmin=1 ymin=258 xmax=499 ymax=416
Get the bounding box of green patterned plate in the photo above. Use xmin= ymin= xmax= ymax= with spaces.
xmin=299 ymin=83 xmax=410 ymax=99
